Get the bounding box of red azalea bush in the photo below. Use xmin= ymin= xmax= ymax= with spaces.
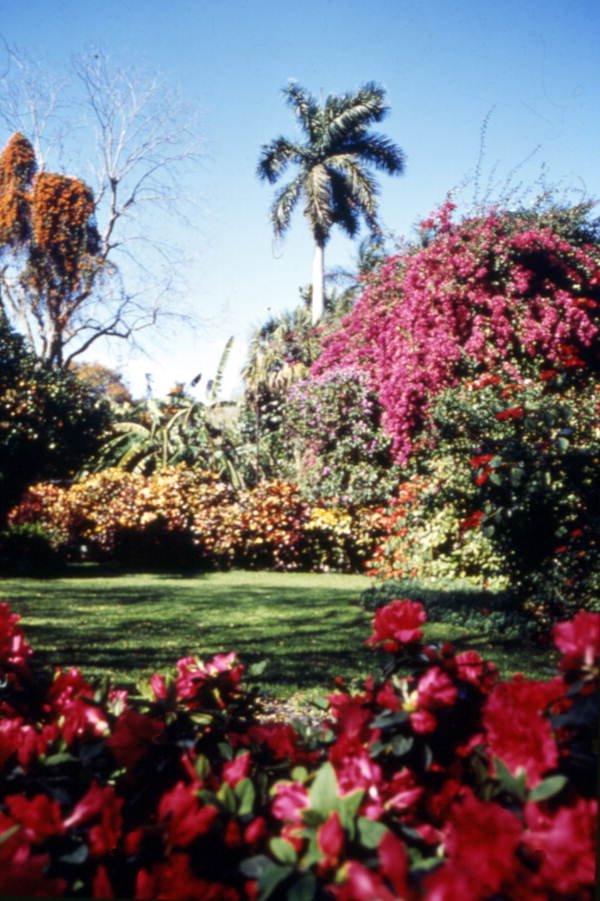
xmin=0 ymin=598 xmax=597 ymax=899
xmin=312 ymin=202 xmax=600 ymax=462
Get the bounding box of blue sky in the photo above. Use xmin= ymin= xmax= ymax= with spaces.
xmin=1 ymin=0 xmax=599 ymax=397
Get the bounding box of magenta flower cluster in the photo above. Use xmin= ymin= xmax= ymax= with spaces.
xmin=313 ymin=203 xmax=600 ymax=461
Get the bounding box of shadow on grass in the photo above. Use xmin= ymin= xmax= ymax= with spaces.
xmin=4 ymin=566 xmax=557 ymax=692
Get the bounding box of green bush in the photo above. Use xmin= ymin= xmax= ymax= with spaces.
xmin=360 ymin=577 xmax=532 ymax=640
xmin=285 ymin=366 xmax=401 ymax=506
xmin=0 ymin=521 xmax=66 ymax=575
xmin=367 ymin=372 xmax=600 ymax=634
xmin=0 ymin=319 xmax=110 ymax=523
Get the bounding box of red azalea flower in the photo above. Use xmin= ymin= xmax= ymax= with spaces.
xmin=553 ymin=610 xmax=600 ymax=673
xmin=135 ymin=854 xmax=240 ymax=901
xmin=222 ymin=752 xmax=251 ymax=788
xmin=0 ymin=603 xmax=33 ymax=672
xmin=149 ymin=671 xmax=168 ymax=700
xmin=523 ymin=798 xmax=597 ymax=896
xmin=6 ymin=794 xmax=64 ymax=843
xmin=483 ymin=678 xmax=563 ymax=787
xmin=417 ymin=666 xmax=458 ymax=710
xmin=247 ymin=722 xmax=304 ymax=761
xmin=438 ymin=789 xmax=523 ymax=897
xmin=63 ymin=782 xmax=123 ymax=857
xmin=495 ymin=406 xmax=525 ymax=420
xmin=0 ymin=719 xmax=58 ymax=769
xmin=107 ymin=708 xmax=165 ymax=770
xmin=332 ymin=750 xmax=383 ymax=812
xmin=88 ymin=796 xmax=124 ymax=858
xmin=157 ymin=781 xmax=218 ymax=847
xmin=64 ymin=781 xmax=115 ymax=829
xmin=455 ymin=650 xmax=497 ymax=692
xmin=317 ymin=810 xmax=345 ymax=871
xmin=92 ymin=864 xmax=114 ymax=899
xmin=365 ymin=599 xmax=427 ymax=652
xmin=409 ymin=708 xmax=437 ymax=734
xmin=243 ymin=816 xmax=267 ymax=846
xmin=469 ymin=453 xmax=494 ymax=468
xmin=459 ymin=510 xmax=484 ymax=530
xmin=271 ymin=782 xmax=309 ymax=823
xmin=384 ymin=767 xmax=423 ymax=811
xmin=0 ymin=846 xmax=67 ymax=898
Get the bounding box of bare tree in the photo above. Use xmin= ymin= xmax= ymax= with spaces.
xmin=0 ymin=43 xmax=203 ymax=366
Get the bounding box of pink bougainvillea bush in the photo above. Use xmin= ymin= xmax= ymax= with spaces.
xmin=0 ymin=597 xmax=597 ymax=899
xmin=312 ymin=202 xmax=600 ymax=462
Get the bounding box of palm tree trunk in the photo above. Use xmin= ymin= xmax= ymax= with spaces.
xmin=311 ymin=242 xmax=325 ymax=324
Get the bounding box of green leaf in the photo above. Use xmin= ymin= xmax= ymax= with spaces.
xmin=43 ymin=752 xmax=77 ymax=766
xmin=311 ymin=695 xmax=330 ymax=710
xmin=0 ymin=824 xmax=20 ymax=847
xmin=287 ymin=873 xmax=317 ymax=901
xmin=218 ymin=741 xmax=234 ymax=761
xmin=194 ymin=754 xmax=211 ymax=780
xmin=301 ymin=808 xmax=326 ymax=828
xmin=422 ymin=742 xmax=433 ymax=771
xmin=510 ymin=466 xmax=523 ymax=486
xmin=391 ymin=734 xmax=414 ymax=757
xmin=235 ymin=777 xmax=256 ymax=816
xmin=291 ymin=766 xmax=309 ymax=783
xmin=60 ymin=843 xmax=89 ymax=865
xmin=269 ymin=837 xmax=298 ymax=865
xmin=258 ymin=863 xmax=294 ymax=901
xmin=371 ymin=710 xmax=408 ymax=729
xmin=494 ymin=757 xmax=527 ymax=802
xmin=248 ymin=660 xmax=268 ymax=677
xmin=217 ymin=781 xmax=237 ymax=813
xmin=357 ymin=816 xmax=387 ymax=849
xmin=338 ymin=788 xmax=364 ymax=835
xmin=308 ymin=762 xmax=339 ymax=816
xmin=529 ymin=774 xmax=568 ymax=802
xmin=239 ymin=854 xmax=272 ymax=879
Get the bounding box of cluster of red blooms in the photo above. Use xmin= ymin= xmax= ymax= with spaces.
xmin=0 ymin=598 xmax=597 ymax=899
xmin=312 ymin=204 xmax=600 ymax=461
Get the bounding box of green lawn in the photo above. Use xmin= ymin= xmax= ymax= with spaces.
xmin=1 ymin=566 xmax=558 ymax=701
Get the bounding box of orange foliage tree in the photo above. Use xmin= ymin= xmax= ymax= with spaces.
xmin=0 ymin=48 xmax=203 ymax=369
xmin=0 ymin=132 xmax=106 ymax=365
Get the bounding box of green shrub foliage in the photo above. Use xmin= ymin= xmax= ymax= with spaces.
xmin=368 ymin=372 xmax=600 ymax=633
xmin=0 ymin=319 xmax=109 ymax=522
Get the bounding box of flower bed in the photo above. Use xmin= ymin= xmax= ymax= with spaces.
xmin=0 ymin=598 xmax=597 ymax=899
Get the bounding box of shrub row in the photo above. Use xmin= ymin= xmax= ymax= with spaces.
xmin=8 ymin=468 xmax=387 ymax=573
xmin=0 ymin=599 xmax=597 ymax=899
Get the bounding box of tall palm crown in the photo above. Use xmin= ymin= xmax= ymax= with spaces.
xmin=258 ymin=82 xmax=405 ymax=322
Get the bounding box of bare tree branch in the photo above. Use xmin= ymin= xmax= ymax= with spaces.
xmin=0 ymin=43 xmax=204 ymax=366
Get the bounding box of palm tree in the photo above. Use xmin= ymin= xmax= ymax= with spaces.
xmin=257 ymin=82 xmax=405 ymax=323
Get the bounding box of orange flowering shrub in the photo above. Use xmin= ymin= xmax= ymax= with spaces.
xmin=11 ymin=471 xmax=390 ymax=572
xmin=11 ymin=468 xmax=236 ymax=567
xmin=226 ymin=480 xmax=309 ymax=569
